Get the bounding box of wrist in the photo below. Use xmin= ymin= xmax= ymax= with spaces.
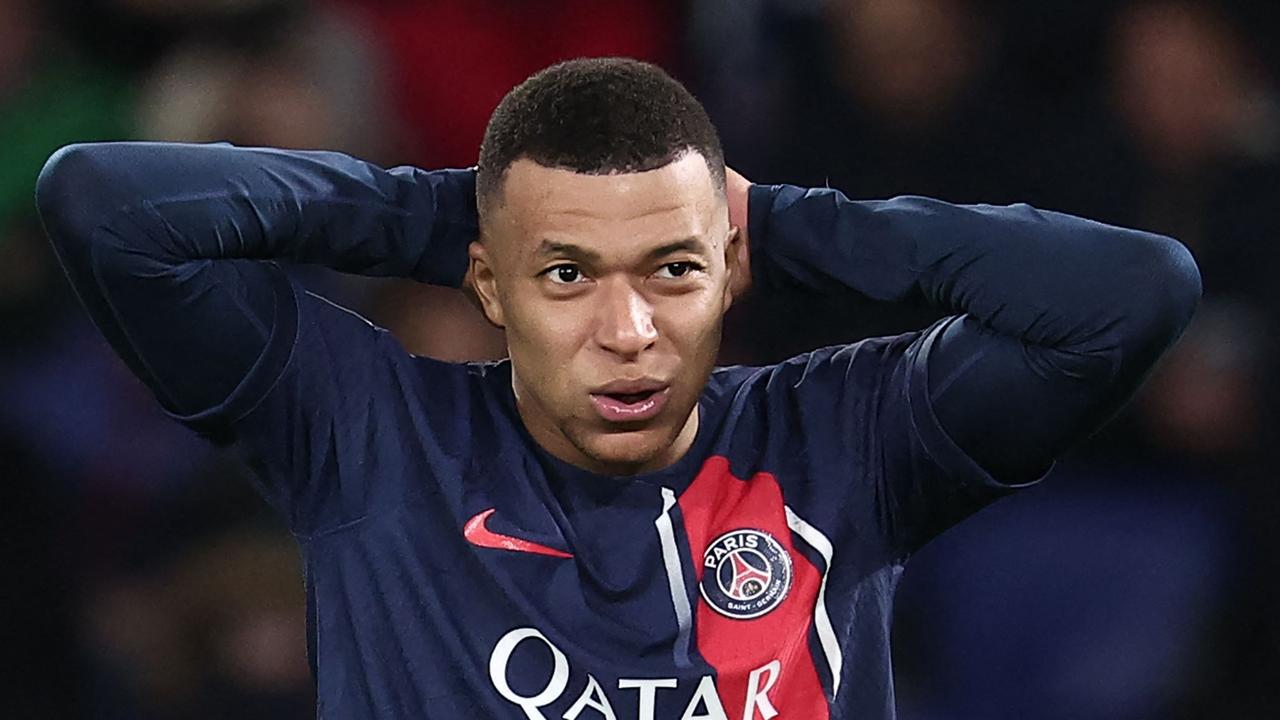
xmin=416 ymin=167 xmax=479 ymax=288
xmin=747 ymin=183 xmax=781 ymax=289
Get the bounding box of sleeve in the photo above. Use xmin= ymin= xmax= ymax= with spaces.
xmin=224 ymin=283 xmax=475 ymax=535
xmin=35 ymin=142 xmax=478 ymax=532
xmin=745 ymin=184 xmax=1201 ymax=552
xmin=35 ymin=141 xmax=476 ymax=428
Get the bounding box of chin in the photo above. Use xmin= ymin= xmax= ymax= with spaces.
xmin=574 ymin=425 xmax=679 ymax=474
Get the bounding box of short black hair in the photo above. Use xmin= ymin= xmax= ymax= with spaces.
xmin=476 ymin=57 xmax=725 ymax=209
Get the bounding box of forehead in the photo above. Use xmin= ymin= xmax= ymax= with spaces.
xmin=489 ymin=154 xmax=722 ymax=258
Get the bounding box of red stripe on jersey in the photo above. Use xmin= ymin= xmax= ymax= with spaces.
xmin=678 ymin=455 xmax=829 ymax=719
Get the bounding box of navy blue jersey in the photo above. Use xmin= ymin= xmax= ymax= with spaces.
xmin=35 ymin=142 xmax=1200 ymax=719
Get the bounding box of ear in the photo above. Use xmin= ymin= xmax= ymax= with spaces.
xmin=722 ymin=224 xmax=749 ymax=313
xmin=468 ymin=240 xmax=507 ymax=329
xmin=722 ymin=166 xmax=752 ymax=313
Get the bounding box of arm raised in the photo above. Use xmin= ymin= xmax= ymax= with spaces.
xmin=36 ymin=141 xmax=477 ymax=424
xmin=745 ymin=182 xmax=1201 ymax=481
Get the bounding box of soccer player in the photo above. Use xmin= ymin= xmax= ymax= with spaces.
xmin=35 ymin=58 xmax=1199 ymax=719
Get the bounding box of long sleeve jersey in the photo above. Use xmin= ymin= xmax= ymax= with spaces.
xmin=35 ymin=142 xmax=1199 ymax=719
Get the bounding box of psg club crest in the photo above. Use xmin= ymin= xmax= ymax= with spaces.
xmin=700 ymin=529 xmax=793 ymax=620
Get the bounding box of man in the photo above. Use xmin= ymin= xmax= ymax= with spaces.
xmin=36 ymin=58 xmax=1199 ymax=719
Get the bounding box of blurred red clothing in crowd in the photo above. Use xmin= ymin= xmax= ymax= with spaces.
xmin=342 ymin=0 xmax=678 ymax=167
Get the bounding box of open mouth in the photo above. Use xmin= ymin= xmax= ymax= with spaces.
xmin=589 ymin=386 xmax=671 ymax=423
xmin=605 ymin=390 xmax=658 ymax=404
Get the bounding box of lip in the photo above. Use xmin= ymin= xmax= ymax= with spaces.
xmin=589 ymin=384 xmax=671 ymax=423
xmin=590 ymin=378 xmax=670 ymax=395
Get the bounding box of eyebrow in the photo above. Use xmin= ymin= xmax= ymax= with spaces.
xmin=535 ymin=237 xmax=709 ymax=264
xmin=536 ymin=240 xmax=602 ymax=264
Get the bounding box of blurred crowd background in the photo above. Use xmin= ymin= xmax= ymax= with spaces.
xmin=2 ymin=0 xmax=1277 ymax=717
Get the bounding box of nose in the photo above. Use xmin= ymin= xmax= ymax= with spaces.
xmin=594 ymin=278 xmax=657 ymax=359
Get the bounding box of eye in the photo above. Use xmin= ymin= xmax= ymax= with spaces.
xmin=544 ymin=264 xmax=587 ymax=284
xmin=655 ymin=261 xmax=703 ymax=280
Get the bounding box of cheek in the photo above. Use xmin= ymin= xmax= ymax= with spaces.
xmin=656 ymin=293 xmax=724 ymax=358
xmin=503 ymin=284 xmax=579 ymax=344
xmin=506 ymin=300 xmax=594 ymax=390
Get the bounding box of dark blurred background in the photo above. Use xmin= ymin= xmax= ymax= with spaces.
xmin=1 ymin=0 xmax=1276 ymax=717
